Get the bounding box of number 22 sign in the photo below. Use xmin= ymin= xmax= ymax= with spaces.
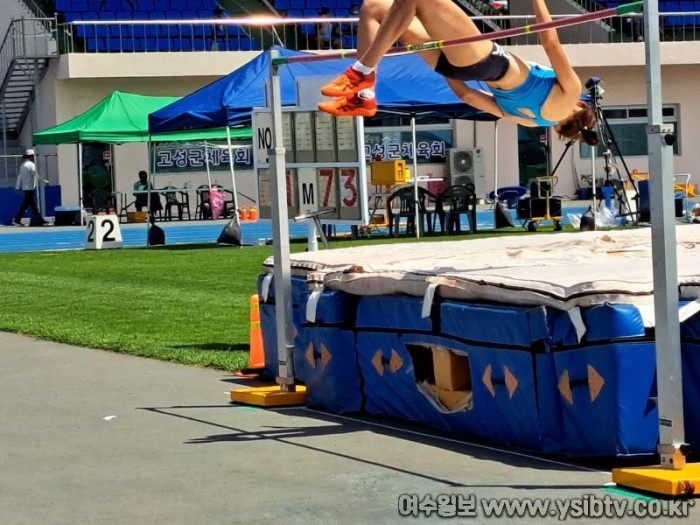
xmin=85 ymin=215 xmax=123 ymax=250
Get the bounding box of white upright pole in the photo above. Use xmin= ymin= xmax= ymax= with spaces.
xmin=269 ymin=49 xmax=296 ymax=391
xmin=307 ymin=221 xmax=318 ymax=252
xmin=644 ymin=0 xmax=686 ymax=470
xmin=147 ymin=138 xmax=155 ymax=245
xmin=591 ymin=143 xmax=597 ymax=231
xmin=37 ymin=151 xmax=46 ymax=219
xmin=205 ymin=141 xmax=213 ymax=187
xmin=492 ymin=120 xmax=500 ymax=227
xmin=411 ymin=115 xmax=420 ymax=238
xmin=226 ymin=126 xmax=241 ymax=224
xmin=493 ymin=120 xmax=499 ymax=198
xmin=77 ymin=142 xmax=84 ymax=226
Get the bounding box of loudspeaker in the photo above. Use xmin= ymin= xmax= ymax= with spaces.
xmin=517 ymin=197 xmax=531 ymax=220
xmin=529 ymin=198 xmax=562 ymax=218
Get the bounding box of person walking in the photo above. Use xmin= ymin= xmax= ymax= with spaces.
xmin=13 ymin=149 xmax=48 ymax=226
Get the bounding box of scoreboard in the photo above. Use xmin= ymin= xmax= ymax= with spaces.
xmin=252 ymin=107 xmax=369 ymax=225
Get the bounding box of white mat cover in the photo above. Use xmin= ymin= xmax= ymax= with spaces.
xmin=263 ymin=226 xmax=700 ymax=317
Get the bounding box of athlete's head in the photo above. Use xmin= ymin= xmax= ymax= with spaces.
xmin=555 ymin=101 xmax=599 ymax=146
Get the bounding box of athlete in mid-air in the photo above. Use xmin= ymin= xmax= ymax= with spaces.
xmin=319 ymin=0 xmax=598 ymax=145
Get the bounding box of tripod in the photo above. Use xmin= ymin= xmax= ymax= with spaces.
xmin=588 ymin=80 xmax=639 ymax=225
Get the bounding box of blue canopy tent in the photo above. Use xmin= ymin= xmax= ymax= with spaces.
xmin=149 ymin=46 xmax=501 ymax=240
xmin=148 ymin=47 xmax=496 ymax=133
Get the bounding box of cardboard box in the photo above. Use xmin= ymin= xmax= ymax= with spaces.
xmin=433 ymin=346 xmax=471 ymax=391
xmin=127 ymin=211 xmax=148 ymax=223
xmin=436 ymin=387 xmax=473 ymax=411
xmin=422 ymin=383 xmax=473 ymax=412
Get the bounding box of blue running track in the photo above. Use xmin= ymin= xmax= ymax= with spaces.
xmin=0 ymin=207 xmax=588 ymax=254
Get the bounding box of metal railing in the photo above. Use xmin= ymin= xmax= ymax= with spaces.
xmin=0 ymin=153 xmax=56 ymax=186
xmin=0 ymin=17 xmax=58 ymax=83
xmin=60 ymin=16 xmax=360 ymax=54
xmin=0 ymin=154 xmax=22 ymax=184
xmin=57 ymin=12 xmax=700 ymax=55
xmin=571 ymin=0 xmax=605 ymax=14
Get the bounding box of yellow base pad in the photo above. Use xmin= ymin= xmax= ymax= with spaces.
xmin=230 ymin=385 xmax=307 ymax=407
xmin=612 ymin=464 xmax=700 ymax=497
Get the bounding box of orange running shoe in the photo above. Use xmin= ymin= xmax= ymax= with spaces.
xmin=320 ymin=67 xmax=376 ymax=97
xmin=318 ymin=94 xmax=377 ymax=118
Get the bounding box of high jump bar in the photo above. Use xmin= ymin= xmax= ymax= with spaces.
xmin=272 ymin=0 xmax=643 ymax=65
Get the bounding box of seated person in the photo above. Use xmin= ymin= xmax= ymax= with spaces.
xmin=317 ymin=7 xmax=341 ymax=49
xmin=133 ymin=170 xmax=162 ymax=214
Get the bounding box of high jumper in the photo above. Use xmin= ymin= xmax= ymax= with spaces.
xmin=318 ymin=0 xmax=600 ymax=145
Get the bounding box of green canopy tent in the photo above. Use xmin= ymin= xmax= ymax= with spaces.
xmin=32 ymin=91 xmax=251 ymax=222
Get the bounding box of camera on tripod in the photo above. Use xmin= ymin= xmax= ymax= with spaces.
xmin=585 ymin=76 xmax=605 ymax=103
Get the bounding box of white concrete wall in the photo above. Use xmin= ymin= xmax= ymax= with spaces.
xmin=0 ymin=0 xmax=33 ymax=42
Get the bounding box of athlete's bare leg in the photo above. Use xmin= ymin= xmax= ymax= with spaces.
xmin=319 ymin=0 xmax=493 ymax=115
xmin=412 ymin=0 xmax=492 ymax=68
xmin=319 ymin=0 xmax=440 ymax=106
xmin=355 ymin=0 xmax=418 ymax=68
xmin=357 ymin=0 xmax=439 ymax=68
xmin=321 ymin=0 xmax=493 ymax=99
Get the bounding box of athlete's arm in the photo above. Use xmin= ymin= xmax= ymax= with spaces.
xmin=446 ymin=78 xmax=537 ymax=127
xmin=532 ymin=0 xmax=581 ymax=100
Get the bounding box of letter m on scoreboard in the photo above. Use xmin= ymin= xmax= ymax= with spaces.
xmin=252 ymin=107 xmax=369 ymax=225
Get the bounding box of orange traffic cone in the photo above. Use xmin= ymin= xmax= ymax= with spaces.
xmin=236 ymin=294 xmax=265 ymax=376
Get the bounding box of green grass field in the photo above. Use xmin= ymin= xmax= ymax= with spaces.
xmin=0 ymin=227 xmax=549 ymax=371
xmin=0 ymin=245 xmax=274 ymax=370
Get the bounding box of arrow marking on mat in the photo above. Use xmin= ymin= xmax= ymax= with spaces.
xmin=305 ymin=342 xmax=315 ymax=368
xmin=372 ymin=350 xmax=384 ymax=376
xmin=644 ymin=375 xmax=658 ymax=417
xmin=320 ymin=343 xmax=332 ymax=369
xmin=482 ymin=364 xmax=519 ymax=398
xmin=371 ymin=349 xmax=403 ymax=376
xmin=504 ymin=366 xmax=519 ymax=399
xmin=557 ymin=366 xmax=606 ymax=405
xmin=482 ymin=364 xmax=495 ymax=397
xmin=587 ymin=364 xmax=605 ymax=402
xmin=389 ymin=349 xmax=403 ymax=373
xmin=558 ymin=370 xmax=574 ymax=405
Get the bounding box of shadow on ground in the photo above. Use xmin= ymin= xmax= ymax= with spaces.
xmin=137 ymin=401 xmax=626 ymax=491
